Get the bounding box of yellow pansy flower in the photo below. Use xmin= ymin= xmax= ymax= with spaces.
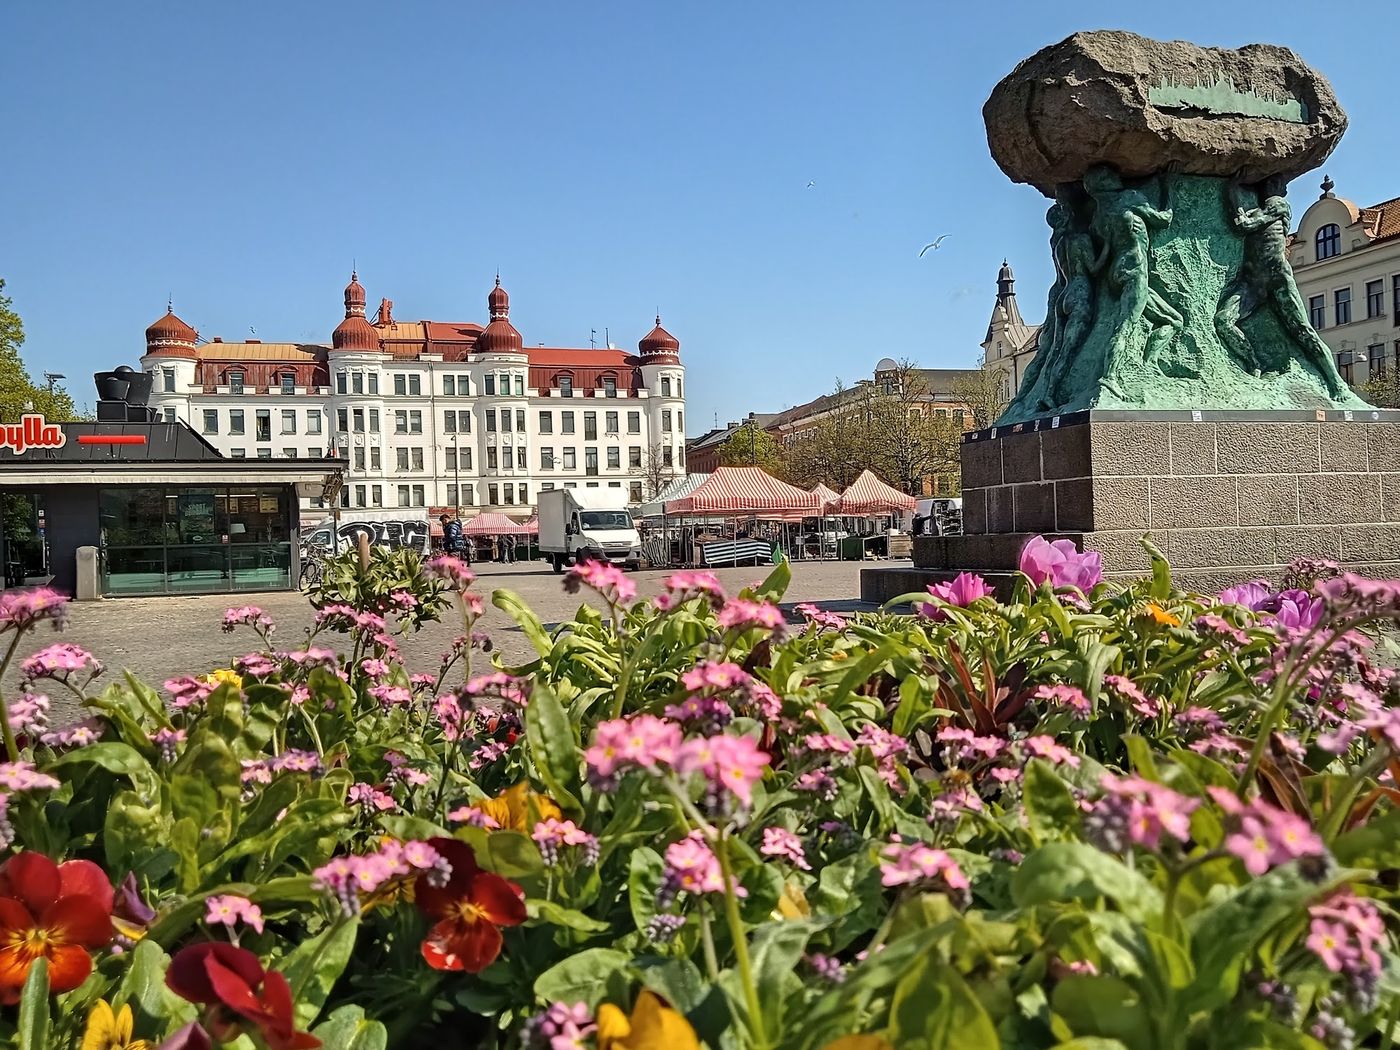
xmin=204 ymin=668 xmax=243 ymax=689
xmin=477 ymin=782 xmax=561 ymax=833
xmin=597 ymin=991 xmax=699 ymax=1050
xmin=82 ymin=1001 xmax=150 ymax=1050
xmin=1141 ymin=603 xmax=1181 ymax=627
xmin=776 ymin=881 xmax=811 ymax=920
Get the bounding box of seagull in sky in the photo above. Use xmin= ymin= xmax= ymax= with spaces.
xmin=918 ymin=235 xmax=950 ymax=257
xmin=806 ymin=180 xmax=816 ymax=188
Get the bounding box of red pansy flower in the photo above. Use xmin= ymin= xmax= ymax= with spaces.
xmin=415 ymin=837 xmax=526 ymax=973
xmin=0 ymin=851 xmax=113 ymax=1003
xmin=166 ymin=942 xmax=319 ymax=1050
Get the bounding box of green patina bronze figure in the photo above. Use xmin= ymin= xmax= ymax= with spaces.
xmin=987 ymin=30 xmax=1370 ymax=425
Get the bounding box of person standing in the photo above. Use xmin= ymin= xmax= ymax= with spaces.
xmin=440 ymin=514 xmax=470 ymax=565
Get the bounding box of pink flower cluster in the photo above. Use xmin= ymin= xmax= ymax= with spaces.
xmin=1208 ymin=788 xmax=1326 ymax=876
xmin=879 ymin=841 xmax=970 ymax=894
xmin=1307 ymin=892 xmax=1385 ymax=976
xmin=313 ymin=839 xmax=451 ymax=916
xmin=679 ymin=733 xmax=770 ymax=805
xmin=532 ymin=818 xmax=600 ymax=867
xmin=1090 ymin=775 xmax=1198 ymax=851
xmin=659 ymin=831 xmax=745 ymax=903
xmin=281 ymin=647 xmax=339 ymax=670
xmin=0 ymin=762 xmax=60 ymax=793
xmin=1033 ymin=683 xmax=1091 ymax=717
xmin=446 ymin=804 xmax=500 ymax=829
xmin=760 ymin=827 xmax=810 ymax=870
xmin=465 ymin=672 xmax=529 ymax=707
xmin=522 ymin=1002 xmax=595 ymax=1050
xmin=164 ymin=675 xmax=215 ymax=710
xmin=234 ymin=653 xmax=278 ymax=678
xmin=433 ymin=694 xmax=471 ymax=742
xmin=19 ymin=643 xmax=102 ymax=685
xmin=584 ymin=716 xmax=769 ymax=805
xmin=716 ymin=598 xmax=784 ymax=633
xmin=151 ymin=727 xmax=186 ymax=763
xmin=348 ymin=782 xmax=397 ymax=813
xmin=423 ymin=554 xmax=476 ymax=591
xmin=564 ymin=560 xmax=636 ymax=605
xmin=384 ymin=751 xmax=430 ymax=788
xmin=1019 ymin=536 xmax=1102 ymax=592
xmin=656 ymin=570 xmax=727 ymax=611
xmin=7 ymin=693 xmax=49 ymax=738
xmin=680 ymin=662 xmax=781 ymax=719
xmin=1103 ymin=675 xmax=1160 ymax=719
xmin=359 ymin=658 xmax=390 ymax=680
xmin=315 ymin=604 xmax=388 ymax=636
xmin=40 ymin=720 xmax=102 ymax=749
xmin=369 ymin=685 xmax=413 ymax=709
xmin=205 ymin=894 xmax=265 ymax=935
xmin=1318 ymin=573 xmax=1400 ymax=617
xmin=793 ymin=602 xmax=847 ymax=631
xmin=221 ymin=605 xmax=275 ymax=636
xmin=0 ymin=588 xmax=68 ymax=634
xmin=920 ymin=572 xmax=994 ymax=620
xmin=240 ymin=749 xmax=322 ymax=785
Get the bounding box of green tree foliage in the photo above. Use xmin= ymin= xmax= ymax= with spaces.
xmin=717 ymin=423 xmax=786 ymax=475
xmin=0 ymin=278 xmax=79 ymax=423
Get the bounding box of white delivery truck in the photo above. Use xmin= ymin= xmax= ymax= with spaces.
xmin=537 ymin=489 xmax=643 ymax=573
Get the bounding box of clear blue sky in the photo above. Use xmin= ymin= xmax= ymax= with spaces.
xmin=3 ymin=1 xmax=1394 ymax=432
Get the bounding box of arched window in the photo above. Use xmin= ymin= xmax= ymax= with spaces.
xmin=600 ymin=373 xmax=618 ymax=398
xmin=228 ymin=369 xmax=245 ymax=394
xmin=557 ymin=373 xmax=574 ymax=397
xmin=1316 ymin=223 xmax=1341 ymax=261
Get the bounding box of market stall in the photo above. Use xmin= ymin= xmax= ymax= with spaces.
xmin=834 ymin=470 xmax=917 ymax=559
xmin=664 ymin=467 xmax=822 ymax=567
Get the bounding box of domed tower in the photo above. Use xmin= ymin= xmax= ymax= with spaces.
xmin=140 ymin=302 xmax=200 ymax=423
xmin=332 ymin=271 xmax=382 ymax=352
xmin=143 ymin=303 xmax=199 ymax=359
xmin=475 ymin=276 xmax=524 ymax=354
xmin=638 ymin=314 xmax=685 ymax=474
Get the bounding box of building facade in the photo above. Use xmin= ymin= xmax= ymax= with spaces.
xmin=1288 ymin=176 xmax=1400 ymax=390
xmin=142 ymin=275 xmax=687 ymax=517
xmin=981 ymin=261 xmax=1041 ymax=402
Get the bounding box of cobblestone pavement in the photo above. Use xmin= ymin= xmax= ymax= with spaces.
xmin=7 ymin=559 xmax=877 ymax=724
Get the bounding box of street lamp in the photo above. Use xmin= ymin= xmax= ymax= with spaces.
xmin=43 ymin=373 xmax=65 ymax=395
xmin=452 ymin=431 xmax=462 ymax=516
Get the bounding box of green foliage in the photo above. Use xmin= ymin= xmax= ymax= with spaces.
xmin=0 ymin=278 xmax=80 ymax=422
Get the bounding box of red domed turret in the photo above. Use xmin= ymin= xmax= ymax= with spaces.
xmin=144 ymin=303 xmax=199 ymax=358
xmin=332 ymin=270 xmax=383 ymax=352
xmin=639 ymin=314 xmax=680 ymax=363
xmin=476 ymin=276 xmax=524 ymax=354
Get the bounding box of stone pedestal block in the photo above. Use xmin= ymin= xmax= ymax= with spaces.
xmin=862 ymin=409 xmax=1400 ymax=604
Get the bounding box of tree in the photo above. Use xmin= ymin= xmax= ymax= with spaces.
xmin=1361 ymin=372 xmax=1400 ymax=409
xmin=854 ymin=361 xmax=961 ymax=495
xmin=717 ymin=424 xmax=786 ymax=475
xmin=950 ymin=357 xmax=1012 ymax=430
xmin=630 ymin=443 xmax=683 ymax=501
xmin=0 ymin=278 xmax=79 ymax=423
xmin=782 ymin=383 xmax=868 ymax=490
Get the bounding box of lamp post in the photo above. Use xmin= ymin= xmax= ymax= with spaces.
xmin=452 ymin=431 xmax=462 ymax=516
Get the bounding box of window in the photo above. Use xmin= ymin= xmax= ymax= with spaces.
xmin=462 ymin=484 xmax=475 ymax=505
xmin=307 ymin=411 xmax=322 ymax=435
xmin=447 ymin=484 xmax=458 ymax=506
xmin=394 ymin=410 xmax=407 ymax=434
xmin=675 ymin=379 xmax=681 ymax=397
xmin=585 ymin=412 xmax=598 ymax=440
xmin=461 ymin=447 xmax=472 ymax=469
xmin=409 ymin=411 xmax=422 ymax=434
xmin=1309 ymin=295 xmax=1326 ymax=329
xmin=394 ymin=374 xmax=406 ymax=396
xmin=202 ymin=410 xmax=218 ymax=434
xmin=540 ymin=411 xmax=553 ymax=434
xmin=336 ymin=372 xmax=348 ymax=395
xmin=663 ymin=410 xmax=672 ymax=433
xmin=372 ymin=486 xmax=382 ymax=507
xmin=661 ymin=377 xmax=671 ymax=397
xmin=541 ymin=448 xmax=555 ymax=470
xmin=396 ymin=448 xmax=410 ymax=471
xmin=398 ymin=485 xmax=410 ymax=506
xmin=603 ymin=376 xmax=617 ymax=398
xmin=607 ymin=447 xmax=620 ymax=469
xmin=445 ymin=448 xmax=457 ymax=470
xmin=163 ymin=407 xmax=176 ymax=424
xmin=370 ymin=447 xmax=381 ymax=470
xmin=484 ymin=375 xmax=495 ymax=395
xmin=444 ymin=376 xmax=455 ymax=396
xmin=409 ymin=375 xmax=421 ymax=396
xmin=281 ymin=409 xmax=297 ymax=434
xmin=502 ymin=409 xmax=513 ymax=432
xmin=354 ymin=447 xmax=366 ymax=470
xmin=487 ymin=448 xmax=498 ymax=469
xmin=629 ymin=446 xmax=642 ymax=468
xmin=1340 ymin=355 xmax=1354 ymax=385
xmin=503 ymin=484 xmax=514 ymax=505
xmin=630 ymin=482 xmax=642 ymax=503
xmin=230 ymin=448 xmax=246 ymax=458
xmin=677 ymin=410 xmax=683 ymax=433
xmin=369 ymin=409 xmax=380 ymax=433
xmin=413 ymin=485 xmax=425 ymax=506
xmin=516 ymin=446 xmax=526 ymax=468
xmin=162 ymin=368 xmax=175 ymax=393
xmin=541 ymin=483 xmax=556 ymax=492
xmin=444 ymin=412 xmax=457 ymax=434
xmin=516 ymin=409 xmax=525 ymax=431
xmin=1367 ymin=280 xmax=1385 ymax=319
xmin=1335 ymin=287 xmax=1352 ymax=326
xmin=1316 ymin=223 xmax=1341 ymax=261
xmin=229 ymin=370 xmax=245 ymax=395
xmin=585 ymin=448 xmax=599 ymax=475
xmin=562 ymin=412 xmax=575 ymax=434
xmin=1394 ymin=276 xmax=1400 ymax=328
xmin=605 ymin=411 xmax=618 ymax=433
xmin=488 ymin=484 xmax=499 ymax=505
xmin=368 ymin=373 xmax=378 ymax=395
xmin=230 ymin=410 xmax=246 ymax=436
xmin=352 ymin=409 xmax=364 ymax=433
xmin=337 ymin=409 xmax=348 ymax=432
xmin=513 ymin=375 xmax=523 ymax=396
xmin=412 ymin=448 xmax=424 ymax=471
xmin=486 ymin=410 xmax=497 ymax=432
xmin=1369 ymin=343 xmax=1386 ymax=379
xmin=257 ymin=448 xmax=272 ymax=459
xmin=627 ymin=411 xmax=640 ymax=434
xmin=953 ymin=408 xmax=966 ymax=427
xmin=663 ymin=446 xmax=673 ymax=466
xmin=352 ymin=372 xmax=363 ymax=395
xmin=519 ymin=484 xmax=528 ymax=504
xmin=559 ymin=375 xmax=573 ymax=397
xmin=563 ymin=447 xmax=577 ymax=469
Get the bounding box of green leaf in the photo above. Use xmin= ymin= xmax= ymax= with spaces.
xmin=533 ymin=948 xmax=631 ymax=1008
xmin=494 ymin=588 xmax=555 ymax=657
xmin=281 ymin=917 xmax=361 ymax=1028
xmin=524 ymin=683 xmax=583 ymax=812
xmin=891 ymin=675 xmax=931 ymax=738
xmin=636 ymin=957 xmax=707 ymax=1014
xmin=47 ymin=742 xmax=160 ymax=797
xmin=1050 ymin=975 xmax=1149 ymax=1046
xmin=1143 ymin=535 xmax=1172 ymax=599
xmin=485 ymin=830 xmax=545 ymax=879
xmin=1023 ymin=760 xmax=1080 ymax=842
xmin=628 ymin=847 xmax=664 ymax=934
xmin=113 ymin=939 xmax=190 ymax=1024
xmin=1051 ymin=1041 xmax=1131 ymax=1049
xmin=748 ymin=920 xmax=823 ymax=1036
xmin=1011 ymin=843 xmax=1163 ymax=923
xmin=1333 ymin=806 xmax=1400 ymax=871
xmin=889 ymin=955 xmax=1000 ymax=1049
xmin=1121 ymin=736 xmax=1160 ymax=781
xmin=857 ymin=765 xmax=896 ymax=833
xmin=311 ymin=1004 xmax=389 ymax=1050
xmin=753 ymin=557 xmax=791 ymax=601
xmin=18 ymin=957 xmax=49 ymax=1050
xmin=527 ymin=899 xmax=610 ymax=933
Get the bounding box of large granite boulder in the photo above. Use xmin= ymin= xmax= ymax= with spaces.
xmin=984 ymin=30 xmax=1346 ymax=196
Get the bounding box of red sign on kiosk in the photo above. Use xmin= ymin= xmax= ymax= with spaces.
xmin=0 ymin=414 xmax=67 ymax=455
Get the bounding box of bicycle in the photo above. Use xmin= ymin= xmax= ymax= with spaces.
xmin=298 ymin=542 xmax=333 ymax=590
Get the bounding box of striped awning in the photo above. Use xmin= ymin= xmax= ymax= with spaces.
xmin=463 ymin=511 xmax=532 ymax=536
xmin=666 ymin=466 xmax=822 ymax=516
xmin=811 ymin=483 xmax=841 ymax=514
xmin=518 ymin=515 xmax=540 ymax=535
xmin=636 ymin=473 xmax=709 ymax=517
xmin=836 ymin=470 xmax=917 ymax=515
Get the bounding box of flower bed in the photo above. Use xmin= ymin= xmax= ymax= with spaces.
xmin=0 ymin=540 xmax=1397 ymax=1048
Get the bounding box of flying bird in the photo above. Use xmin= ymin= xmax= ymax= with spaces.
xmin=806 ymin=180 xmax=816 ymax=188
xmin=918 ymin=235 xmax=950 ymax=257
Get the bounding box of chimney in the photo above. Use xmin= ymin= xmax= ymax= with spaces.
xmin=212 ymin=336 xmax=223 ymax=343
xmin=376 ymin=298 xmax=394 ymax=325
xmin=247 ymin=339 xmax=261 ymax=344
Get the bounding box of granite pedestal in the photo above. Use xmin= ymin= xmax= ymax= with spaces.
xmin=861 ymin=409 xmax=1400 ymax=604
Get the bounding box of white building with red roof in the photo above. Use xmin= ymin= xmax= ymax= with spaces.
xmin=141 ymin=274 xmax=687 ymax=517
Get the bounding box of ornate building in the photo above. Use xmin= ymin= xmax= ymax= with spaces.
xmin=142 ymin=274 xmax=687 ymax=516
xmin=980 ymin=261 xmax=1041 ymax=403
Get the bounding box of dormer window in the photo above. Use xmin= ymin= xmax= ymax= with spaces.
xmin=1316 ymin=223 xmax=1341 ymax=261
xmin=280 ymin=373 xmax=295 ymax=395
xmin=559 ymin=374 xmax=574 ymax=398
xmin=228 ymin=369 xmax=245 ymax=395
xmin=601 ymin=375 xmax=617 ymax=398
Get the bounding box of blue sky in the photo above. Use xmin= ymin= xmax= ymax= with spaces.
xmin=3 ymin=1 xmax=1394 ymax=431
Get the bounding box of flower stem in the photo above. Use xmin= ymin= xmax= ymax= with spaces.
xmin=0 ymin=633 xmax=26 ymax=763
xmin=698 ymin=903 xmax=719 ymax=980
xmin=714 ymin=829 xmax=767 ymax=1050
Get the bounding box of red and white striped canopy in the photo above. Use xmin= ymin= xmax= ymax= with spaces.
xmin=811 ymin=483 xmax=841 ymax=514
xmin=837 ymin=470 xmax=916 ymax=515
xmin=666 ymin=466 xmax=823 ymax=516
xmin=463 ymin=511 xmax=532 ymax=536
xmin=518 ymin=515 xmax=540 ymax=535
